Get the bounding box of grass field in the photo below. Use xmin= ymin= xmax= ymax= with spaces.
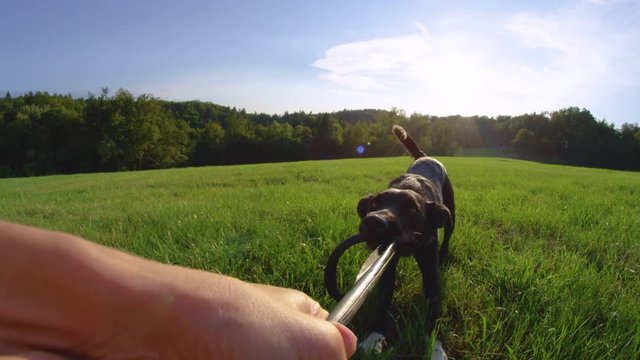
xmin=1 ymin=157 xmax=639 ymax=359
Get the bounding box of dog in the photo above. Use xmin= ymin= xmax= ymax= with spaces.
xmin=355 ymin=125 xmax=455 ymax=353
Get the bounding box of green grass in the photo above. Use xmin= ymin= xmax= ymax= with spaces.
xmin=1 ymin=157 xmax=639 ymax=359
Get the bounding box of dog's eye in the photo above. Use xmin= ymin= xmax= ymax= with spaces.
xmin=369 ymin=201 xmax=378 ymax=210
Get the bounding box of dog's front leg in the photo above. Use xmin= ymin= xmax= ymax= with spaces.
xmin=414 ymin=242 xmax=441 ymax=334
xmin=370 ymin=255 xmax=400 ymax=337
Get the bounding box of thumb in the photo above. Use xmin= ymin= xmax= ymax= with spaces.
xmin=331 ymin=322 xmax=358 ymax=358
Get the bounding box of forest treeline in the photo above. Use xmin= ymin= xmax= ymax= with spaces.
xmin=1 ymin=88 xmax=639 ymax=177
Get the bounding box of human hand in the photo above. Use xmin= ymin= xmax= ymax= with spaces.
xmin=86 ymin=268 xmax=357 ymax=360
xmin=0 ymin=221 xmax=356 ymax=359
xmin=218 ymin=281 xmax=358 ymax=359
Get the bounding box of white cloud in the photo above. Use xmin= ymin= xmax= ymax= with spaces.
xmin=312 ymin=32 xmax=432 ymax=91
xmin=312 ymin=8 xmax=638 ymax=120
xmin=138 ymin=3 xmax=639 ymax=124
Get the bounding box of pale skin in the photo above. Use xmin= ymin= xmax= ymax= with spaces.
xmin=0 ymin=221 xmax=357 ymax=359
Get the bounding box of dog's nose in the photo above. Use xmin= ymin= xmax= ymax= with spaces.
xmin=362 ymin=214 xmax=389 ymax=232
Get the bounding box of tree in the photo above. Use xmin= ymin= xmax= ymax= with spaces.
xmin=367 ymin=110 xmax=404 ymax=157
xmin=120 ymin=92 xmax=189 ymax=170
xmin=84 ymin=90 xmax=189 ymax=171
xmin=619 ymin=123 xmax=640 ymax=170
xmin=428 ymin=120 xmax=458 ymax=155
xmin=225 ymin=114 xmax=258 ymax=164
xmin=191 ymin=122 xmax=226 ymax=166
xmin=309 ymin=114 xmax=343 ymax=159
xmin=511 ymin=128 xmax=538 ymax=158
xmin=454 ymin=116 xmax=484 ymax=149
xmin=550 ymin=107 xmax=599 ymax=166
xmin=341 ymin=122 xmax=372 ymax=156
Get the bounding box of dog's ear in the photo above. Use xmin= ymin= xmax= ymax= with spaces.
xmin=426 ymin=201 xmax=452 ymax=229
xmin=357 ymin=194 xmax=374 ymax=218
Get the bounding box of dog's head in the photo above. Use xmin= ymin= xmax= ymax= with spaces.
xmin=357 ymin=188 xmax=451 ymax=254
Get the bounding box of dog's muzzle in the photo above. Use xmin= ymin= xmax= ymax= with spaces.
xmin=360 ymin=214 xmax=393 ymax=249
xmin=362 ymin=214 xmax=389 ymax=232
xmin=360 ymin=212 xmax=418 ymax=254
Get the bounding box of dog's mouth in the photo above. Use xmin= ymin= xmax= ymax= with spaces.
xmin=359 ymin=211 xmax=424 ymax=255
xmin=359 ymin=228 xmax=421 ymax=256
xmin=395 ymin=233 xmax=422 ymax=255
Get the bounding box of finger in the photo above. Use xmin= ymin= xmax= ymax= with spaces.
xmin=308 ymin=300 xmax=329 ymax=319
xmin=290 ymin=295 xmax=328 ymax=319
xmin=331 ymin=322 xmax=358 ymax=358
xmin=315 ymin=306 xmax=329 ymax=320
xmin=295 ymin=319 xmax=354 ymax=360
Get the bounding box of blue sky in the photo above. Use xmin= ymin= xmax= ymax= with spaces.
xmin=2 ymin=0 xmax=639 ymax=126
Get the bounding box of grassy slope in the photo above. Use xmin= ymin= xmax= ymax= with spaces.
xmin=1 ymin=157 xmax=638 ymax=359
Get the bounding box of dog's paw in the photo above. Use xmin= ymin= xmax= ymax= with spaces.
xmin=431 ymin=339 xmax=448 ymax=360
xmin=358 ymin=331 xmax=387 ymax=353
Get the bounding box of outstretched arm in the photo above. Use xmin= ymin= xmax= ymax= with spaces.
xmin=0 ymin=221 xmax=356 ymax=359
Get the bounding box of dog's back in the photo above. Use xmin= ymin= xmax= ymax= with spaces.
xmin=393 ymin=125 xmax=455 ymax=263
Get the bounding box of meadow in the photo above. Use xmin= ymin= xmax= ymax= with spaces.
xmin=1 ymin=157 xmax=638 ymax=359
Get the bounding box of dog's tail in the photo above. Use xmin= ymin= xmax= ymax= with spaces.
xmin=393 ymin=125 xmax=427 ymax=160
